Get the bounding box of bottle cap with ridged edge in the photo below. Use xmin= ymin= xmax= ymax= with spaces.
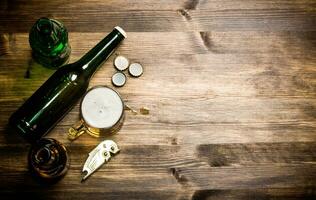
xmin=129 ymin=63 xmax=143 ymax=77
xmin=114 ymin=55 xmax=129 ymax=71
xmin=112 ymin=72 xmax=126 ymax=87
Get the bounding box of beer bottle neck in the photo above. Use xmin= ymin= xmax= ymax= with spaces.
xmin=77 ymin=28 xmax=126 ymax=79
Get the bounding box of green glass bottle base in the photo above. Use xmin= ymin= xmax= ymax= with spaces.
xmin=29 ymin=17 xmax=71 ymax=69
xmin=32 ymin=45 xmax=71 ymax=69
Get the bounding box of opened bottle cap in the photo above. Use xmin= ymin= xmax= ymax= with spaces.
xmin=129 ymin=63 xmax=143 ymax=77
xmin=112 ymin=72 xmax=126 ymax=87
xmin=114 ymin=55 xmax=129 ymax=71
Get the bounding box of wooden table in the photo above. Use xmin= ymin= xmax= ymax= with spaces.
xmin=0 ymin=0 xmax=315 ymax=199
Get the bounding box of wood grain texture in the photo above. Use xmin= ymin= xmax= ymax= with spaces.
xmin=0 ymin=0 xmax=315 ymax=199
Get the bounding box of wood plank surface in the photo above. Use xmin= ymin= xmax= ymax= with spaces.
xmin=0 ymin=0 xmax=315 ymax=199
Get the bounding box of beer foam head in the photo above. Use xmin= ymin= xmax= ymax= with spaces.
xmin=81 ymin=87 xmax=124 ymax=129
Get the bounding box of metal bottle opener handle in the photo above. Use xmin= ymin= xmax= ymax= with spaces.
xmin=82 ymin=140 xmax=120 ymax=181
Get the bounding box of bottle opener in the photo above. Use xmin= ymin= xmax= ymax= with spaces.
xmin=82 ymin=140 xmax=120 ymax=181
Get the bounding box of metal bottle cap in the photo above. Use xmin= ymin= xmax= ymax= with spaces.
xmin=112 ymin=72 xmax=126 ymax=87
xmin=129 ymin=63 xmax=143 ymax=77
xmin=68 ymin=86 xmax=125 ymax=140
xmin=114 ymin=55 xmax=129 ymax=71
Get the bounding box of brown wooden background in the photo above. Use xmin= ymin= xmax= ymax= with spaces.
xmin=0 ymin=0 xmax=316 ymax=199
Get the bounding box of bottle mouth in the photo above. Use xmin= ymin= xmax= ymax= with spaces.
xmin=114 ymin=26 xmax=127 ymax=38
xmin=37 ymin=18 xmax=53 ymax=35
xmin=35 ymin=147 xmax=52 ymax=164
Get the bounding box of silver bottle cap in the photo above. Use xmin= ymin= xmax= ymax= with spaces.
xmin=129 ymin=63 xmax=143 ymax=77
xmin=114 ymin=55 xmax=129 ymax=71
xmin=112 ymin=72 xmax=126 ymax=87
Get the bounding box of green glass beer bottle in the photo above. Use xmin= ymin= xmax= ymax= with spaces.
xmin=29 ymin=17 xmax=71 ymax=68
xmin=9 ymin=27 xmax=127 ymax=142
